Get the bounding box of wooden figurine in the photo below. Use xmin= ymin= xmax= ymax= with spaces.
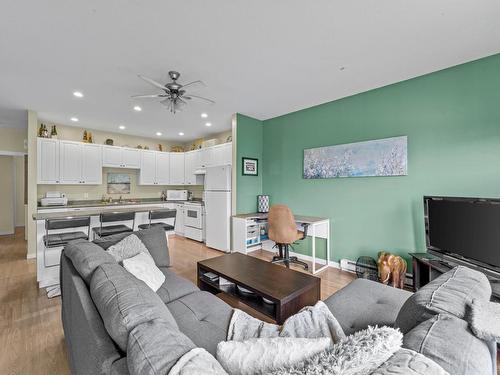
xmin=82 ymin=130 xmax=88 ymax=142
xmin=377 ymin=251 xmax=407 ymax=289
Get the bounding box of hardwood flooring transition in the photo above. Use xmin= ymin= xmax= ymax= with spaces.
xmin=0 ymin=228 xmax=498 ymax=374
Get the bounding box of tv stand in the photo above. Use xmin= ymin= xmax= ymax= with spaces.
xmin=410 ymin=253 xmax=500 ymax=302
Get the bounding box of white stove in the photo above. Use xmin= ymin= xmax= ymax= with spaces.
xmin=184 ymin=201 xmax=205 ymax=242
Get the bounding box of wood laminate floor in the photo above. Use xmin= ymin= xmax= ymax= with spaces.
xmin=0 ymin=228 xmax=498 ymax=374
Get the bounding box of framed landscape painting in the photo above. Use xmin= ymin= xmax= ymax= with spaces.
xmin=303 ymin=136 xmax=407 ymax=179
xmin=107 ymin=173 xmax=131 ymax=194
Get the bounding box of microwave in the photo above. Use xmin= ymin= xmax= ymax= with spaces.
xmin=166 ymin=190 xmax=188 ymax=201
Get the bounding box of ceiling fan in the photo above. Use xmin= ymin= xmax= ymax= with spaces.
xmin=132 ymin=71 xmax=215 ymax=114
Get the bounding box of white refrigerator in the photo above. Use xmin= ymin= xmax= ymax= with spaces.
xmin=204 ymin=165 xmax=232 ymax=252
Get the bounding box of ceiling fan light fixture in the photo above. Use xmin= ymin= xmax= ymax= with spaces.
xmin=178 ymin=132 xmax=184 ymax=136
xmin=133 ymin=106 xmax=142 ymax=112
xmin=201 ymin=113 xmax=208 ymax=118
xmin=156 ymin=132 xmax=162 ymax=136
xmin=70 ymin=117 xmax=79 ymax=122
xmin=118 ymin=125 xmax=125 ymax=130
xmin=73 ymin=91 xmax=83 ymax=98
xmin=205 ymin=122 xmax=212 ymax=127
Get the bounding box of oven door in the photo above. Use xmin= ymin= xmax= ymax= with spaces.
xmin=184 ymin=205 xmax=202 ymax=229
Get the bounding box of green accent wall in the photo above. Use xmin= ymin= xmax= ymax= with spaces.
xmin=236 ymin=114 xmax=263 ymax=214
xmin=238 ymin=54 xmax=500 ymax=263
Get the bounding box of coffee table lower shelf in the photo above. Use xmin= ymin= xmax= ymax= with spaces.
xmin=198 ymin=276 xmax=277 ymax=320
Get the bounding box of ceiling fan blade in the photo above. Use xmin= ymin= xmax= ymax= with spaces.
xmin=181 ymin=80 xmax=206 ymax=89
xmin=184 ymin=94 xmax=215 ymax=104
xmin=138 ymin=75 xmax=166 ymax=90
xmin=177 ymin=97 xmax=188 ymax=105
xmin=131 ymin=94 xmax=167 ymax=99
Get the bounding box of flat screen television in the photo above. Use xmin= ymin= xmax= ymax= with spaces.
xmin=424 ymin=196 xmax=500 ymax=273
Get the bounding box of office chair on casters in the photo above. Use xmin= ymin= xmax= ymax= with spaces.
xmin=268 ymin=204 xmax=309 ymax=270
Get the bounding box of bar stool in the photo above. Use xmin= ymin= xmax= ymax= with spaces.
xmin=92 ymin=211 xmax=135 ymax=239
xmin=44 ymin=216 xmax=91 ymax=248
xmin=138 ymin=209 xmax=176 ymax=232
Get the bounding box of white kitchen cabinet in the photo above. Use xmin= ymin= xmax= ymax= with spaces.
xmin=155 ymin=152 xmax=170 ymax=185
xmin=174 ymin=203 xmax=185 ymax=235
xmin=82 ymin=143 xmax=103 ymax=184
xmin=59 ymin=141 xmax=102 ymax=185
xmin=122 ymin=148 xmax=141 ymax=168
xmin=139 ymin=150 xmax=170 ymax=185
xmin=221 ymin=142 xmax=232 ymax=165
xmin=103 ymin=146 xmax=140 ymax=168
xmin=170 ymin=152 xmax=185 ymax=185
xmin=59 ymin=141 xmax=83 ymax=184
xmin=37 ymin=138 xmax=60 ymax=184
xmin=199 ymin=147 xmax=213 ymax=168
xmin=184 ymin=150 xmax=197 ymax=185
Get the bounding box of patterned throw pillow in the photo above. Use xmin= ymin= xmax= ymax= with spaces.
xmin=106 ymin=234 xmax=150 ymax=263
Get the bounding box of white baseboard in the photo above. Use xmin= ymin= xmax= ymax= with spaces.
xmin=288 ymin=250 xmax=341 ymax=270
xmin=26 ymin=253 xmax=36 ymax=260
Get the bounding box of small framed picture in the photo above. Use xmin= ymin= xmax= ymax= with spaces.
xmin=242 ymin=157 xmax=258 ymax=176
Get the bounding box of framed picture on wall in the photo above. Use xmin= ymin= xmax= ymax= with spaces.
xmin=242 ymin=157 xmax=258 ymax=176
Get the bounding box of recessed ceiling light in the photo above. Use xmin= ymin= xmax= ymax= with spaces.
xmin=178 ymin=132 xmax=184 ymax=136
xmin=119 ymin=125 xmax=126 ymax=130
xmin=156 ymin=132 xmax=162 ymax=136
xmin=201 ymin=113 xmax=208 ymax=118
xmin=73 ymin=91 xmax=84 ymax=98
xmin=133 ymin=106 xmax=142 ymax=112
xmin=205 ymin=122 xmax=212 ymax=127
xmin=70 ymin=117 xmax=79 ymax=122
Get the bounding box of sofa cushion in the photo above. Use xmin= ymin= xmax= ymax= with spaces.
xmin=395 ymin=266 xmax=491 ymax=334
xmin=156 ymin=267 xmax=200 ymax=303
xmin=323 ymin=278 xmax=411 ymax=335
xmin=94 ymin=227 xmax=170 ymax=267
xmin=167 ymin=291 xmax=233 ymax=355
xmin=64 ymin=239 xmax=116 ymax=285
xmin=127 ymin=320 xmax=196 ymax=375
xmin=403 ymin=314 xmax=493 ymax=375
xmin=371 ymin=349 xmax=449 ymax=375
xmin=90 ymin=262 xmax=178 ymax=352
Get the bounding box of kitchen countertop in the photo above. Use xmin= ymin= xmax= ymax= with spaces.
xmin=232 ymin=212 xmax=328 ymax=223
xmin=34 ymin=198 xmax=204 ymax=220
xmin=37 ymin=197 xmax=191 ymax=209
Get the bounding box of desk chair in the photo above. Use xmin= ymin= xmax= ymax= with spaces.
xmin=92 ymin=211 xmax=135 ymax=239
xmin=268 ymin=204 xmax=309 ymax=270
xmin=138 ymin=209 xmax=176 ymax=232
xmin=44 ymin=217 xmax=91 ymax=248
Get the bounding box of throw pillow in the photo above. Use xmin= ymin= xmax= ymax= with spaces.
xmin=370 ymin=348 xmax=450 ymax=375
xmin=217 ymin=337 xmax=331 ymax=375
xmin=90 ymin=262 xmax=178 ymax=352
xmin=123 ymin=252 xmax=166 ymax=292
xmin=270 ymin=326 xmax=402 ymax=375
xmin=170 ymin=348 xmax=229 ymax=375
xmin=395 ymin=266 xmax=491 ymax=334
xmin=466 ymin=298 xmax=500 ymax=342
xmin=63 ymin=239 xmax=116 ymax=285
xmin=94 ymin=227 xmax=170 ymax=267
xmin=403 ymin=313 xmax=493 ymax=375
xmin=106 ymin=234 xmax=150 ymax=263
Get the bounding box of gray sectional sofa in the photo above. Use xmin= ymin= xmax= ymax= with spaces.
xmin=60 ymin=227 xmax=497 ymax=375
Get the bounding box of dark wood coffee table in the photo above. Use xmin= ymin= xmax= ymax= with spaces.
xmin=197 ymin=253 xmax=320 ymax=324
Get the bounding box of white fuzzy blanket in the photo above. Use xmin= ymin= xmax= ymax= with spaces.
xmin=217 ymin=301 xmax=347 ymax=375
xmin=227 ymin=301 xmax=346 ymax=342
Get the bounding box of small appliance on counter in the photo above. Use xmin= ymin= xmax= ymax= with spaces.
xmin=40 ymin=192 xmax=68 ymax=207
xmin=166 ymin=189 xmax=188 ymax=201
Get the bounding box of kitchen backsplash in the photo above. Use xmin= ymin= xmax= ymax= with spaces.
xmin=37 ymin=167 xmax=204 ymax=200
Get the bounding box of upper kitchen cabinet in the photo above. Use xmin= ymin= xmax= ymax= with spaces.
xmin=170 ymin=152 xmax=185 ymax=185
xmin=210 ymin=143 xmax=232 ymax=166
xmin=139 ymin=150 xmax=170 ymax=185
xmin=59 ymin=141 xmax=103 ymax=185
xmin=102 ymin=146 xmax=141 ymax=168
xmin=184 ymin=149 xmax=201 ymax=185
xmin=37 ymin=138 xmax=60 ymax=184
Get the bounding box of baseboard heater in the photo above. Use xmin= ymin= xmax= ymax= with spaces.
xmin=340 ymin=258 xmax=414 ymax=288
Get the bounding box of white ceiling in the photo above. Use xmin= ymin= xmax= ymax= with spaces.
xmin=1 ymin=1 xmax=499 ymax=141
